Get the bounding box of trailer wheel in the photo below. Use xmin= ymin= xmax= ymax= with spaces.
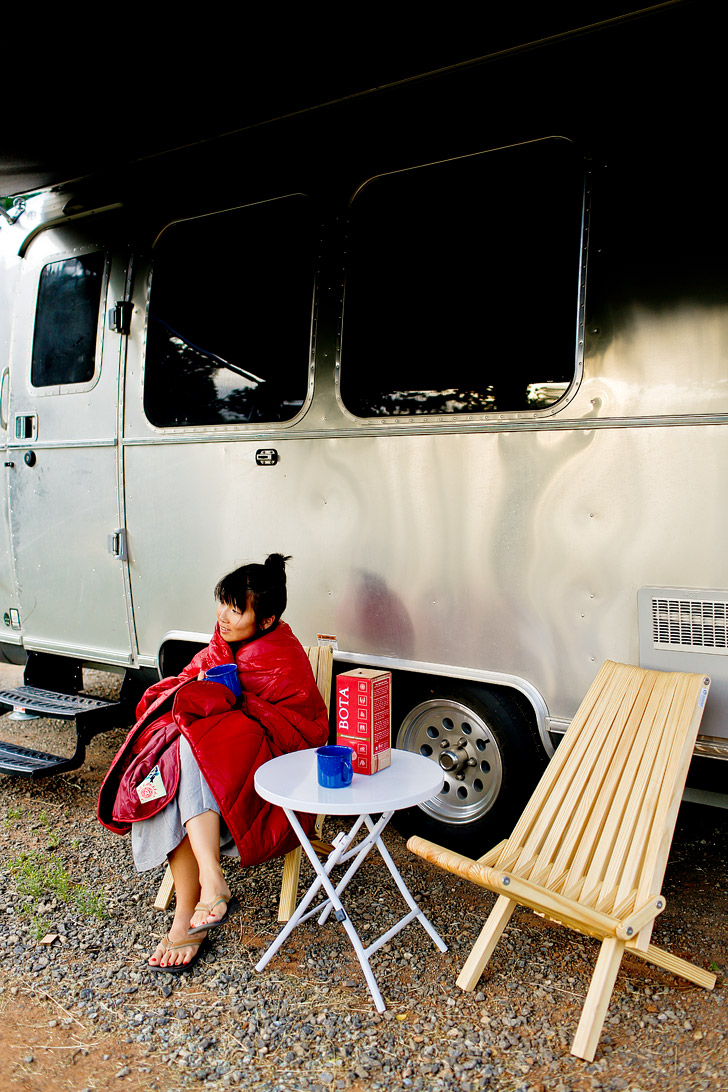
xmin=391 ymin=684 xmax=544 ymax=853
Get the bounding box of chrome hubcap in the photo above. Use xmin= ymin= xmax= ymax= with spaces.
xmin=396 ymin=698 xmax=503 ymax=824
xmin=438 ymin=736 xmax=475 ymax=777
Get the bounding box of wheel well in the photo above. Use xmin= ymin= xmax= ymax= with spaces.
xmin=388 ymin=670 xmax=548 ymax=848
xmin=389 ymin=668 xmax=544 ymax=756
xmin=158 ymin=639 xmax=207 ymax=679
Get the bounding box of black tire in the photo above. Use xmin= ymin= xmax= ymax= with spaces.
xmin=391 ymin=683 xmax=546 ymax=854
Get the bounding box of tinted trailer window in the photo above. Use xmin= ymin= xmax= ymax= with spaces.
xmin=340 ymin=138 xmax=585 ymax=417
xmin=144 ymin=196 xmax=316 ymax=428
xmin=31 ymin=252 xmax=105 ymax=388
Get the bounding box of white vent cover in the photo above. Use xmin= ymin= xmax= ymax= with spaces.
xmin=638 ymin=587 xmax=728 ymax=746
xmin=651 ymin=596 xmax=728 ymax=655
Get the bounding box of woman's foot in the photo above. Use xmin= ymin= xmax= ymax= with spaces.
xmin=148 ymin=929 xmax=208 ymax=969
xmin=189 ymin=892 xmax=236 ymax=933
xmin=189 ymin=870 xmax=232 ymax=931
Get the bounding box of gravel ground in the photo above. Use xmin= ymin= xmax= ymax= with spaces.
xmin=0 ymin=668 xmax=726 ymax=1092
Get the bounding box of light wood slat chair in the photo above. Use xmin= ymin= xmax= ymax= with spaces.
xmin=153 ymin=645 xmax=333 ymax=923
xmin=276 ymin=645 xmax=333 ymax=922
xmin=408 ymin=661 xmax=715 ymax=1062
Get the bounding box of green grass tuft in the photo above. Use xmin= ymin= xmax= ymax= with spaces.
xmin=7 ymin=849 xmax=107 ymax=934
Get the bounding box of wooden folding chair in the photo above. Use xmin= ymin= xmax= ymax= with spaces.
xmin=153 ymin=644 xmax=333 ymax=923
xmin=408 ymin=661 xmax=715 ymax=1061
xmin=276 ymin=645 xmax=333 ymax=921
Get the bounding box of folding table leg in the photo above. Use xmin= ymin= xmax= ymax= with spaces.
xmin=254 ymin=809 xmax=388 ymax=1012
xmin=363 ymin=816 xmax=447 ymax=954
xmin=317 ymin=812 xmax=391 ymax=924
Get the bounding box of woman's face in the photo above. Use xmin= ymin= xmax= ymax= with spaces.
xmin=216 ymin=599 xmax=259 ymax=644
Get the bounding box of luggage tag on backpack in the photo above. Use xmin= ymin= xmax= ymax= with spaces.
xmin=136 ymin=764 xmax=167 ymax=803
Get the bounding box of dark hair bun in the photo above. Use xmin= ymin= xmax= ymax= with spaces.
xmin=265 ymin=553 xmax=291 ymax=578
xmin=215 ymin=553 xmax=292 ymax=626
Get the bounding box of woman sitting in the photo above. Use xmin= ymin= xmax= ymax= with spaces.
xmin=98 ymin=554 xmax=329 ymax=971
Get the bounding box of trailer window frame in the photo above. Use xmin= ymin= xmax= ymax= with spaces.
xmin=337 ymin=136 xmax=587 ymax=423
xmin=29 ymin=249 xmax=107 ymax=396
xmin=141 ymin=193 xmax=318 ymax=432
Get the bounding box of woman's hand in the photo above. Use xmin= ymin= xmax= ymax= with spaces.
xmin=197 ymin=670 xmax=205 ymax=681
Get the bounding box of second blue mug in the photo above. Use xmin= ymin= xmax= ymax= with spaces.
xmin=316 ymin=745 xmax=354 ymax=788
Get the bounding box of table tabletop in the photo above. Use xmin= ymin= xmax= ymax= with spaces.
xmin=254 ymin=748 xmax=444 ymax=815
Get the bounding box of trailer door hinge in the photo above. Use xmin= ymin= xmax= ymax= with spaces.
xmin=109 ymin=300 xmax=133 ymax=335
xmin=108 ymin=528 xmax=128 ymax=560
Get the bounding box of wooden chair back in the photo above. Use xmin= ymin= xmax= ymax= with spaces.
xmin=408 ymin=661 xmax=714 ymax=1061
xmin=277 ymin=645 xmax=333 ymax=920
xmin=305 ymin=644 xmax=334 ymax=714
xmin=491 ymin=661 xmax=710 ymax=943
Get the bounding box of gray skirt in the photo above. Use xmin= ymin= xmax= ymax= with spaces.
xmin=131 ymin=735 xmax=240 ymax=872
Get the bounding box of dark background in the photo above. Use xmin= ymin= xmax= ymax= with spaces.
xmin=1 ymin=3 xmax=674 ymax=197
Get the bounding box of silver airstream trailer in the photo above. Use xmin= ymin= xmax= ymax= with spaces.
xmin=1 ymin=3 xmax=726 ymax=848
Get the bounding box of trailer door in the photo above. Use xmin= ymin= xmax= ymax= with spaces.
xmin=6 ymin=245 xmax=134 ymax=666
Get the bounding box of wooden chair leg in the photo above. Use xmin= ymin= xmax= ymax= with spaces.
xmin=571 ymin=936 xmax=625 ymax=1061
xmin=628 ymin=942 xmax=716 ymax=989
xmin=457 ymin=894 xmax=517 ymax=992
xmin=278 ymin=846 xmax=302 ymax=922
xmin=154 ymin=863 xmax=175 ymax=911
xmin=277 ymin=814 xmax=327 ymax=922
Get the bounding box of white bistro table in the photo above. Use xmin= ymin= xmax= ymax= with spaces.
xmin=254 ymin=748 xmax=447 ymax=1011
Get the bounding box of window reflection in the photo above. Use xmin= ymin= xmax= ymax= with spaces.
xmin=144 ymin=197 xmax=315 ymax=428
xmin=31 ymin=253 xmax=104 ymax=387
xmin=341 ymin=140 xmax=583 ymax=417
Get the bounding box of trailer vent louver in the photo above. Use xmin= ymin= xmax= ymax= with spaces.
xmin=651 ymin=597 xmax=728 ymax=655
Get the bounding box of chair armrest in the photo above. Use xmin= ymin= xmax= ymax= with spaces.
xmin=615 ymin=895 xmax=666 ymax=940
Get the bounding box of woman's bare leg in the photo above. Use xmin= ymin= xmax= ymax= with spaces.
xmin=148 ymin=834 xmax=206 ymax=967
xmin=147 ymin=809 xmax=231 ymax=966
xmin=185 ymin=809 xmax=231 ymax=929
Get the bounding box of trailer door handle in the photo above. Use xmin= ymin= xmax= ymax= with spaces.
xmin=108 ymin=529 xmax=128 ymax=560
xmin=255 ymin=448 xmax=279 ymax=466
xmin=14 ymin=414 xmax=37 ymax=441
xmin=0 ymin=368 xmax=8 ymax=431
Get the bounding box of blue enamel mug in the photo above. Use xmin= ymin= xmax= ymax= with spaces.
xmin=204 ymin=663 xmax=242 ymax=697
xmin=316 ymin=745 xmax=354 ymax=788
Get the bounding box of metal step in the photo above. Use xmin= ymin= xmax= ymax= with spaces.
xmin=0 ymin=686 xmax=115 ymax=719
xmin=0 ymin=685 xmax=122 ymax=779
xmin=0 ymin=737 xmax=86 ymax=778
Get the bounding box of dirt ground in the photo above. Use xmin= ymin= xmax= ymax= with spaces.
xmin=0 ymin=666 xmax=726 ymax=1092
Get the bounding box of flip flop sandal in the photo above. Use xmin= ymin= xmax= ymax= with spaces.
xmin=148 ymin=932 xmax=208 ymax=975
xmin=188 ymin=895 xmax=240 ymax=935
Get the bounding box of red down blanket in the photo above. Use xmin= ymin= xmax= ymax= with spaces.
xmin=97 ymin=622 xmax=329 ymax=866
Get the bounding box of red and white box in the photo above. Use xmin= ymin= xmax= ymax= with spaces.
xmin=336 ymin=668 xmax=391 ymax=774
